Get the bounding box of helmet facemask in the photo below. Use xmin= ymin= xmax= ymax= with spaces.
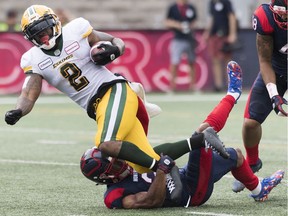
xmin=21 ymin=5 xmax=62 ymax=50
xmin=80 ymin=148 xmax=133 ymax=185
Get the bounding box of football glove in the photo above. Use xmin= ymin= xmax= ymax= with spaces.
xmin=271 ymin=95 xmax=288 ymax=117
xmin=93 ymin=43 xmax=120 ymax=65
xmin=5 ymin=109 xmax=22 ymax=125
xmin=157 ymin=154 xmax=175 ymax=174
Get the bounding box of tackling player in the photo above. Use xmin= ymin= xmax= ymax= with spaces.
xmin=80 ymin=61 xmax=284 ymax=208
xmin=232 ymin=0 xmax=288 ymax=192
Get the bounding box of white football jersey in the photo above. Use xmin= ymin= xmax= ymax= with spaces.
xmin=20 ymin=17 xmax=124 ymax=110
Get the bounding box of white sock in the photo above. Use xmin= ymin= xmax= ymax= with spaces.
xmin=227 ymin=92 xmax=240 ymax=101
xmin=251 ymin=181 xmax=262 ymax=195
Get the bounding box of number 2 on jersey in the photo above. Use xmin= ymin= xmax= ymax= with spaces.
xmin=60 ymin=63 xmax=90 ymax=91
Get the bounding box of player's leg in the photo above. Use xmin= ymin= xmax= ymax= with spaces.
xmin=242 ymin=74 xmax=271 ymax=167
xmin=186 ymin=41 xmax=196 ymax=91
xmin=154 ymin=61 xmax=242 ymax=160
xmin=232 ymin=73 xmax=272 ymax=192
xmin=231 ymin=148 xmax=284 ymax=201
xmin=196 ymin=60 xmax=242 ymax=133
xmin=95 ymin=82 xmax=160 ymax=173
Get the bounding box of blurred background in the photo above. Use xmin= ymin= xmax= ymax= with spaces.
xmin=0 ymin=0 xmax=269 ymax=95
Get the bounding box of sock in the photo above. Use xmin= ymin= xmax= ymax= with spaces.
xmin=231 ymin=157 xmax=259 ymax=191
xmin=153 ymin=133 xmax=205 ymax=160
xmin=118 ymin=141 xmax=157 ymax=170
xmin=203 ymin=95 xmax=235 ymax=132
xmin=245 ymin=144 xmax=259 ymax=165
xmin=251 ymin=182 xmax=262 ymax=195
xmin=227 ymin=92 xmax=240 ymax=101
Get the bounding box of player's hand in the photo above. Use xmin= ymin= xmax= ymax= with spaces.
xmin=157 ymin=154 xmax=175 ymax=174
xmin=93 ymin=43 xmax=120 ymax=65
xmin=271 ymin=95 xmax=288 ymax=117
xmin=5 ymin=109 xmax=22 ymax=125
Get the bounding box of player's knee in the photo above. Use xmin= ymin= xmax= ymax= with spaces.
xmin=235 ymin=148 xmax=244 ymax=167
xmin=243 ymin=118 xmax=260 ymax=129
xmin=99 ymin=141 xmax=122 ymax=157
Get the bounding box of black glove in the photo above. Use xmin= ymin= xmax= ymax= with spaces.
xmin=271 ymin=95 xmax=288 ymax=116
xmin=157 ymin=154 xmax=175 ymax=174
xmin=93 ymin=43 xmax=120 ymax=65
xmin=5 ymin=109 xmax=22 ymax=125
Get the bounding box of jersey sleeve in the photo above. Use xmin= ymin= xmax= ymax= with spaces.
xmin=225 ymin=0 xmax=234 ymax=13
xmin=252 ymin=5 xmax=274 ymax=35
xmin=20 ymin=50 xmax=40 ymax=75
xmin=104 ymin=187 xmax=125 ymax=209
xmin=67 ymin=17 xmax=93 ymax=39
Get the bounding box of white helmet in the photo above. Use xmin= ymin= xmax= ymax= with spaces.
xmin=21 ymin=5 xmax=62 ymax=50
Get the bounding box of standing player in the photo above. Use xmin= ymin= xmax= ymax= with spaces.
xmin=232 ymin=0 xmax=288 ymax=192
xmin=80 ymin=62 xmax=284 ymax=208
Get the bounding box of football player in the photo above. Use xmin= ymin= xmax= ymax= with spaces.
xmin=3 ymin=5 xmax=216 ymax=189
xmin=232 ymin=0 xmax=288 ymax=193
xmin=80 ymin=61 xmax=284 ymax=208
xmin=3 ymin=4 xmax=170 ymax=175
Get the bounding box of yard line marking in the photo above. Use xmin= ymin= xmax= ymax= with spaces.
xmin=186 ymin=212 xmax=242 ymax=216
xmin=0 ymin=127 xmax=285 ymax=145
xmin=0 ymin=159 xmax=287 ymax=185
xmin=0 ymin=127 xmax=94 ymax=135
xmin=0 ymin=159 xmax=78 ymax=166
xmin=1 ymin=93 xmax=249 ymax=104
xmin=37 ymin=140 xmax=77 ymax=145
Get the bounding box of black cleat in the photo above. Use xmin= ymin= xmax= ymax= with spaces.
xmin=203 ymin=127 xmax=230 ymax=159
xmin=166 ymin=166 xmax=183 ymax=204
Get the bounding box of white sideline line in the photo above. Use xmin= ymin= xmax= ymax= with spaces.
xmin=0 ymin=93 xmax=249 ymax=104
xmin=0 ymin=159 xmax=78 ymax=166
xmin=186 ymin=212 xmax=242 ymax=216
xmin=0 ymin=127 xmax=94 ymax=135
xmin=38 ymin=140 xmax=77 ymax=145
xmin=0 ymin=159 xmax=287 ymax=185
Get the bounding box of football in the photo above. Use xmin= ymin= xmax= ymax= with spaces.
xmin=90 ymin=41 xmax=112 ymax=62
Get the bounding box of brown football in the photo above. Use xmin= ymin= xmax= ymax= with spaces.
xmin=90 ymin=41 xmax=112 ymax=62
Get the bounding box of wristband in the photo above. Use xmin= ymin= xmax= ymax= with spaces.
xmin=266 ymin=83 xmax=278 ymax=99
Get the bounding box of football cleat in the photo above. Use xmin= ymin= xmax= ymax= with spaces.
xmin=227 ymin=61 xmax=242 ymax=102
xmin=203 ymin=127 xmax=230 ymax=159
xmin=167 ymin=165 xmax=183 ymax=204
xmin=251 ymin=170 xmax=284 ymax=201
xmin=232 ymin=159 xmax=263 ymax=193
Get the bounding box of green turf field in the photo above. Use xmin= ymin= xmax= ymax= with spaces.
xmin=0 ymin=92 xmax=287 ymax=216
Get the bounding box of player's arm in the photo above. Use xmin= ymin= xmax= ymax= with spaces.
xmin=165 ymin=18 xmax=183 ymax=31
xmin=122 ymin=169 xmax=167 ymax=209
xmin=5 ymin=74 xmax=42 ymax=125
xmin=88 ymin=30 xmax=125 ymax=55
xmin=257 ymin=33 xmax=287 ymax=116
xmin=257 ymin=34 xmax=275 ymax=84
xmin=87 ymin=30 xmax=125 ymax=65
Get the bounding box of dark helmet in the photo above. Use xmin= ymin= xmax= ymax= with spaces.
xmin=80 ymin=147 xmax=133 ymax=185
xmin=270 ymin=0 xmax=288 ymax=29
